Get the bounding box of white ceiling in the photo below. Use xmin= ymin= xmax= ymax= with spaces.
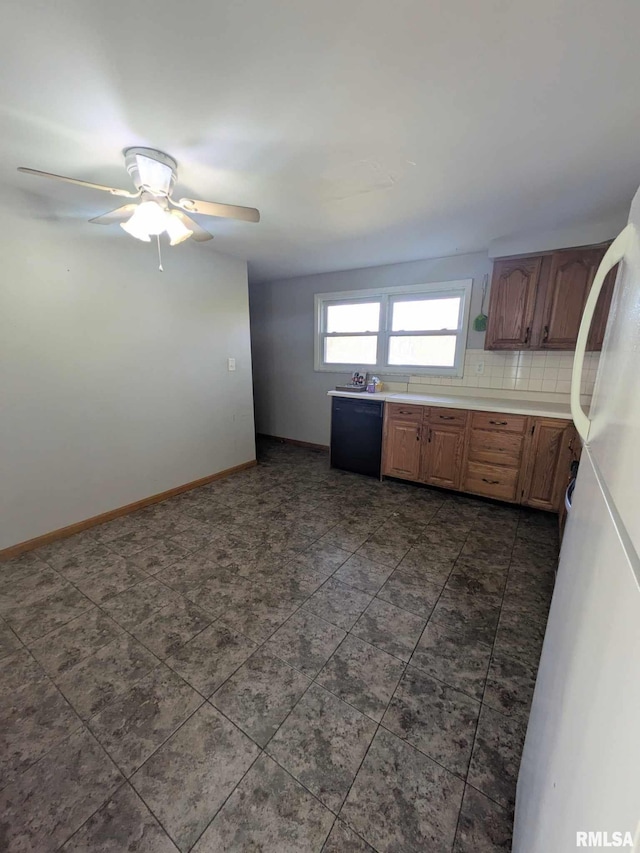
xmin=2 ymin=0 xmax=640 ymax=282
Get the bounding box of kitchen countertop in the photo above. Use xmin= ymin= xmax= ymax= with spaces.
xmin=327 ymin=389 xmax=573 ymax=419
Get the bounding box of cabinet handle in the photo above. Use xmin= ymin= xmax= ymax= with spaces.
xmin=543 ymin=325 xmax=549 ymax=343
xmin=398 ymin=409 xmax=413 ymax=415
xmin=439 ymin=415 xmax=456 ymax=420
xmin=482 ymin=477 xmax=500 ymax=484
xmin=416 ymin=429 xmax=421 ymax=441
xmin=489 ymin=419 xmax=508 ymax=426
xmin=428 ymin=428 xmax=432 ymax=442
xmin=524 ymin=326 xmax=531 ymax=344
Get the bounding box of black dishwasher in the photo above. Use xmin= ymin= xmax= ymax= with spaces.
xmin=330 ymin=396 xmax=384 ymax=478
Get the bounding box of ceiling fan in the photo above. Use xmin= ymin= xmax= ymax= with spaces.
xmin=17 ymin=147 xmax=260 ymax=247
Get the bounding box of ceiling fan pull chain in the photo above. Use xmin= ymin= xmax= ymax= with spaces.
xmin=157 ymin=234 xmax=164 ymax=272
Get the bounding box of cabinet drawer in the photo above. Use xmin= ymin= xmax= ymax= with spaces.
xmin=464 ymin=461 xmax=519 ymax=502
xmin=428 ymin=407 xmax=468 ymax=427
xmin=386 ymin=403 xmax=424 ymax=423
xmin=471 ymin=411 xmax=527 ymax=433
xmin=467 ymin=429 xmax=524 ymax=468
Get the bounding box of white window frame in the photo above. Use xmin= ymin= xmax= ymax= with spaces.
xmin=314 ymin=280 xmax=473 ymax=376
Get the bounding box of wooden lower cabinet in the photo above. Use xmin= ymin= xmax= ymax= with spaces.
xmin=382 ymin=418 xmax=422 ymax=480
xmin=421 ymin=423 xmax=465 ymax=490
xmin=382 ymin=402 xmax=577 ymax=512
xmin=463 ymin=460 xmax=520 ymax=502
xmin=466 ymin=428 xmax=524 ymax=468
xmin=463 ymin=410 xmax=527 ymax=503
xmin=521 ymin=419 xmax=578 ymax=511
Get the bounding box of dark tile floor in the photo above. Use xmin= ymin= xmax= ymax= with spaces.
xmin=0 ymin=438 xmax=558 ymax=852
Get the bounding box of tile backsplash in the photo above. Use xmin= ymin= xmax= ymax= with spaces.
xmin=379 ymin=349 xmax=600 ymax=400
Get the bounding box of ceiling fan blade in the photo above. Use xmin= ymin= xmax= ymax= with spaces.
xmin=171 ymin=210 xmax=213 ymax=242
xmin=174 ymin=197 xmax=260 ymax=223
xmin=89 ymin=204 xmax=138 ymax=224
xmin=17 ymin=167 xmax=139 ymax=199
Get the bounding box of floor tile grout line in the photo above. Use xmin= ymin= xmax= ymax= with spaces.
xmin=459 ymin=508 xmax=533 ymax=832
xmin=438 ymin=508 xmax=525 ymax=846
xmin=171 ymin=749 xmax=265 ymax=852
xmin=160 ymin=489 xmax=441 ymax=848
xmin=464 ymin=778 xmax=516 ymax=815
xmin=307 ymin=503 xmax=458 ymax=843
xmin=77 ymin=672 xmax=269 ymax=845
xmin=3 ymin=448 xmax=554 ymax=851
xmin=4 ymin=477 xmax=493 ymax=805
xmin=121 ymin=472 xmax=382 ymax=849
xmin=20 ymin=555 xmax=250 ymax=763
xmin=117 ymin=698 xmax=260 ymax=853
xmin=328 ymin=649 xmax=409 ymax=848
xmin=0 ymin=592 xmax=96 ymax=648
xmin=49 ymin=496 xmax=345 ymax=848
xmin=51 ymin=778 xmax=128 ymax=851
xmin=84 ymin=688 xmax=207 ymax=772
xmin=374 ymin=714 xmax=478 ymax=786
xmin=450 ymin=535 xmax=517 ymax=845
xmin=361 ymin=501 xmax=512 ymax=849
xmin=185 ymin=636 xmax=372 ymax=851
xmin=322 ymin=819 xmax=378 ymax=853
xmin=0 ymin=639 xmax=91 ymax=795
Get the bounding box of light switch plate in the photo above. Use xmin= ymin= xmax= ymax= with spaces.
xmin=475 ymin=361 xmax=485 ymax=375
xmin=227 ymin=357 xmax=236 ymax=372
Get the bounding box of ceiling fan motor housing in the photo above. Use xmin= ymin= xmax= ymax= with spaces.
xmin=124 ymin=147 xmax=177 ymax=196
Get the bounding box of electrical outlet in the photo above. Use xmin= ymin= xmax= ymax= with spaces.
xmin=227 ymin=358 xmax=236 ymax=372
xmin=475 ymin=360 xmax=485 ymax=375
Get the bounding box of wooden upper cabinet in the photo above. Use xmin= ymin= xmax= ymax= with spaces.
xmin=538 ymin=249 xmax=602 ymax=349
xmin=484 ymin=242 xmax=614 ymax=351
xmin=484 ymin=257 xmax=541 ymax=349
xmin=382 ymin=418 xmax=422 ymax=481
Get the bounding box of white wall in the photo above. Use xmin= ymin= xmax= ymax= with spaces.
xmin=0 ymin=205 xmax=255 ymax=550
xmin=249 ymin=252 xmax=492 ymax=446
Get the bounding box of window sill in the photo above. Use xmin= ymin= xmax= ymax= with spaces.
xmin=313 ymin=364 xmax=464 ymax=378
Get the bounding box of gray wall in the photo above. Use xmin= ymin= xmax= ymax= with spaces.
xmin=488 ymin=210 xmax=626 ymax=258
xmin=249 ymin=252 xmax=491 ymax=446
xmin=0 ymin=202 xmax=255 ymax=550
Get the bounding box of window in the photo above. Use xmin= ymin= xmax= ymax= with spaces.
xmin=314 ymin=280 xmax=472 ymax=375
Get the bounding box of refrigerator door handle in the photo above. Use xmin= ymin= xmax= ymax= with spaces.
xmin=564 ymin=478 xmax=576 ymax=512
xmin=571 ymin=225 xmax=633 ymax=443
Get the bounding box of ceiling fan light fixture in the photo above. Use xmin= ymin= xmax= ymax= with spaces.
xmin=120 ymin=200 xmax=173 ymax=242
xmin=165 ymin=213 xmax=193 ymax=246
xmin=120 ymin=216 xmax=151 ymax=242
xmin=135 ymin=200 xmax=170 ymax=235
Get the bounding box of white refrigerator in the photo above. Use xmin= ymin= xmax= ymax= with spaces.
xmin=513 ymin=189 xmax=640 ymax=852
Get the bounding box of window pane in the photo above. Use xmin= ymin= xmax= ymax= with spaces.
xmin=391 ymin=297 xmax=460 ymax=331
xmin=388 ymin=335 xmax=457 ymax=367
xmin=326 ymin=302 xmax=380 ymax=333
xmin=324 ymin=335 xmax=378 ymax=365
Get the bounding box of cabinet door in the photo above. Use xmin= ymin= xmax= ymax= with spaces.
xmin=522 ymin=419 xmax=574 ymax=511
xmin=587 ymin=262 xmax=617 ymax=351
xmin=421 ymin=424 xmax=465 ymax=490
xmin=383 ymin=419 xmax=422 ymax=480
xmin=539 ymin=249 xmax=601 ymax=349
xmin=485 ymin=256 xmax=541 ymax=350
